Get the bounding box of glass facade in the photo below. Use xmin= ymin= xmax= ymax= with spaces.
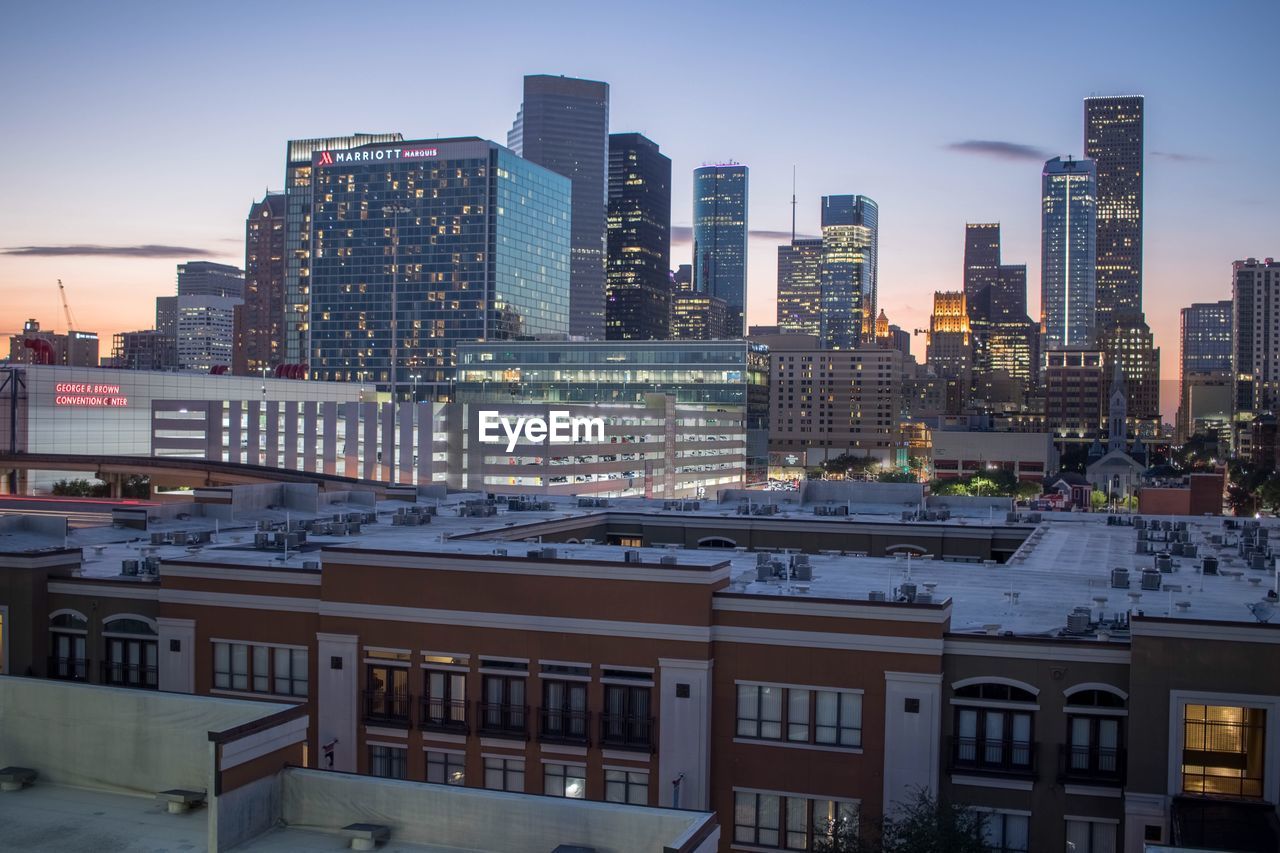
xmin=692 ymin=164 xmax=749 ymax=336
xmin=455 ymin=340 xmax=770 ymax=483
xmin=307 ymin=139 xmax=570 ymax=399
xmin=509 ymin=75 xmax=610 ymax=340
xmin=818 ymin=195 xmax=878 ymax=350
xmin=1182 ymin=300 xmax=1233 ymax=376
xmin=605 ymin=133 xmax=671 ymax=341
xmin=776 ymin=238 xmax=823 ymax=336
xmin=1041 ymin=157 xmax=1097 ymax=350
xmin=1085 ymin=95 xmax=1144 ymax=328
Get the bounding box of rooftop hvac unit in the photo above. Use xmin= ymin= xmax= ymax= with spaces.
xmin=756 ymin=552 xmax=772 ymax=567
xmin=527 ymin=549 xmax=543 ymax=559
xmin=150 ymin=531 xmax=165 ymax=545
xmin=660 ymin=555 xmax=677 ymax=566
xmin=756 ymin=564 xmax=772 ymax=582
xmin=302 ymin=561 xmax=320 ymax=570
xmin=868 ymin=590 xmax=887 ymax=602
xmin=1201 ymin=556 xmax=1219 ymax=575
xmin=1171 ymin=542 xmax=1184 ymax=556
xmin=121 ymin=559 xmax=139 ymax=576
xmin=1110 ymin=568 xmax=1130 ymax=589
xmin=1133 ymin=517 xmax=1146 ymax=529
xmin=1140 ymin=569 xmax=1163 ymax=590
xmin=794 ymin=561 xmax=812 ymax=582
xmin=1251 ymin=553 xmax=1268 ymax=571
xmin=1155 ymin=553 xmax=1173 ymax=573
xmin=914 ymin=592 xmax=933 ymax=604
xmin=1183 ymin=543 xmax=1197 ymax=558
xmin=899 ymin=582 xmax=917 ymax=602
xmin=623 ymin=550 xmax=643 ymax=564
xmin=540 ymin=547 xmax=558 ymax=560
xmin=142 ymin=556 xmax=160 ymax=574
xmin=1066 ymin=608 xmax=1091 ymax=634
xmin=492 ymin=548 xmax=508 ymax=557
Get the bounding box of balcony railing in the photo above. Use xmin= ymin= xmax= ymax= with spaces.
xmin=600 ymin=714 xmax=654 ymax=751
xmin=48 ymin=656 xmax=87 ymax=682
xmin=949 ymin=736 xmax=1037 ymax=777
xmin=1058 ymin=744 xmax=1125 ymax=785
xmin=101 ymin=661 xmax=158 ymax=689
xmin=539 ymin=707 xmax=590 ymax=745
xmin=477 ymin=703 xmax=529 ymax=738
xmin=363 ymin=689 xmax=412 ymax=727
xmin=420 ymin=697 xmax=469 ymax=734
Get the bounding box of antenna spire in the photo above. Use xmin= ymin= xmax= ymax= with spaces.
xmin=790 ymin=166 xmax=797 ymax=243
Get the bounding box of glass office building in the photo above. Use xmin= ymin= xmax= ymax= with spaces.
xmin=692 ymin=164 xmax=749 ymax=336
xmin=307 ymin=138 xmax=571 ymax=399
xmin=606 ymin=132 xmax=671 ymax=341
xmin=776 ymin=238 xmax=823 ymax=336
xmin=455 ymin=339 xmax=770 ymax=484
xmin=819 ymin=194 xmax=878 ymax=350
xmin=1085 ymin=95 xmax=1144 ymax=328
xmin=1041 ymin=157 xmax=1097 ymax=350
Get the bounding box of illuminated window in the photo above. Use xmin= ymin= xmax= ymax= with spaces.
xmin=1182 ymin=704 xmax=1266 ymax=798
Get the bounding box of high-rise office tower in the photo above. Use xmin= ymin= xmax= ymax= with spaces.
xmin=307 ymin=137 xmax=571 ymax=399
xmin=234 ymin=192 xmax=286 ymax=376
xmin=605 ymin=133 xmax=671 ymax=341
xmin=177 ymin=261 xmax=245 ymax=299
xmin=1231 ymin=258 xmax=1280 ymax=416
xmin=692 ymin=164 xmax=749 ymax=336
xmin=1085 ymin=95 xmax=1144 ymax=327
xmin=1178 ymin=299 xmax=1233 ymax=441
xmin=963 ymin=223 xmax=1002 ymax=323
xmin=672 ymin=264 xmax=693 ymax=292
xmin=670 ymin=292 xmax=730 ymax=341
xmin=169 ymin=261 xmax=244 ymax=372
xmin=1041 ymin=157 xmax=1097 ymax=350
xmin=818 ymin=194 xmax=878 ymax=350
xmin=510 ymin=74 xmax=610 ymax=339
xmin=926 ymin=291 xmax=973 ymax=413
xmin=283 ymin=132 xmax=403 ymax=364
xmin=776 ymin=238 xmax=823 ymax=336
xmin=1095 ymin=321 xmax=1160 ymax=436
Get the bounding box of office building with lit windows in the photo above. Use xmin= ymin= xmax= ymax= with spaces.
xmin=1232 ymin=258 xmax=1280 ymax=416
xmin=234 ymin=192 xmax=286 ymax=376
xmin=692 ymin=164 xmax=749 ymax=336
xmin=671 ymin=292 xmax=730 ymax=342
xmin=306 ymin=137 xmax=571 ymax=399
xmin=282 ymin=132 xmax=404 ymax=364
xmin=776 ymin=237 xmax=823 ymax=336
xmin=1041 ymin=157 xmax=1097 ymax=351
xmin=1085 ymin=95 xmax=1144 ymax=328
xmin=1178 ymin=299 xmax=1233 ymax=441
xmin=819 ymin=194 xmax=878 ymax=350
xmin=606 ymin=132 xmax=671 ymax=341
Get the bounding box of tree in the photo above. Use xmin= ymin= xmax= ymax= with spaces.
xmin=878 ymin=470 xmax=915 ymax=483
xmin=121 ymin=475 xmax=150 ymax=499
xmin=1014 ymin=480 xmax=1042 ymax=501
xmin=51 ymin=478 xmax=109 ymax=498
xmin=1090 ymin=489 xmax=1108 ymax=510
xmin=814 ymin=788 xmax=988 ymax=853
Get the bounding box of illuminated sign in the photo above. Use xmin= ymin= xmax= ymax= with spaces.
xmin=54 ymin=382 xmax=128 ymax=407
xmin=478 ymin=410 xmax=604 ymax=453
xmin=313 ymin=146 xmax=439 ymax=167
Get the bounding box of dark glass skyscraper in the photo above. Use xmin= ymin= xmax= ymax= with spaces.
xmin=509 ymin=74 xmax=610 ymax=340
xmin=234 ymin=192 xmax=286 ymax=376
xmin=1041 ymin=157 xmax=1097 ymax=350
xmin=307 ymin=138 xmax=571 ymax=399
xmin=776 ymin=238 xmax=823 ymax=336
xmin=282 ymin=132 xmax=403 ymax=364
xmin=692 ymin=164 xmax=749 ymax=336
xmin=605 ymin=133 xmax=671 ymax=341
xmin=963 ymin=223 xmax=1001 ymax=323
xmin=1085 ymin=95 xmax=1144 ymax=327
xmin=818 ymin=194 xmax=878 ymax=350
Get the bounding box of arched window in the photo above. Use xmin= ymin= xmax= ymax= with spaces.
xmin=49 ymin=611 xmax=88 ymax=681
xmin=1063 ymin=686 xmax=1126 ymax=784
xmin=951 ymin=680 xmax=1036 ymax=774
xmin=954 ymin=681 xmax=1037 ymax=703
xmin=102 ymin=615 xmax=159 ymax=690
xmin=50 ymin=611 xmax=88 ymax=631
xmin=103 ymin=616 xmax=158 ymax=636
xmin=698 ymin=536 xmax=737 ymax=549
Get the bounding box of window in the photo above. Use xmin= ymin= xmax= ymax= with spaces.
xmin=981 ymin=812 xmax=1029 ymax=853
xmin=104 ymin=637 xmax=158 ymax=688
xmin=365 ymin=664 xmax=410 ymax=725
xmin=368 ymin=745 xmax=406 ymax=779
xmin=1066 ymin=819 xmax=1116 ymax=853
xmin=425 ymin=750 xmax=465 ymax=786
xmin=543 ymin=762 xmax=586 ymax=798
xmin=423 ymin=669 xmax=467 ymax=732
xmin=602 ymin=683 xmax=652 ymax=749
xmin=49 ymin=612 xmax=88 ymax=681
xmin=1182 ymin=704 xmax=1266 ymax=798
xmin=480 ymin=674 xmax=527 ymax=736
xmin=541 ymin=679 xmax=588 ymax=743
xmin=605 ymin=769 xmax=648 ymax=805
xmin=212 ymin=642 xmax=308 ymax=697
xmin=734 ymin=790 xmax=858 ymax=851
xmin=1065 ymin=705 xmax=1123 ymax=783
xmin=483 ymin=757 xmax=524 ymax=792
xmin=738 ymin=684 xmax=862 ymax=748
xmin=953 ymin=683 xmax=1036 ymax=774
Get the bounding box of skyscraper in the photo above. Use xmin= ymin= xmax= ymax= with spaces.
xmin=818 ymin=194 xmax=878 ymax=350
xmin=692 ymin=164 xmax=749 ymax=335
xmin=171 ymin=261 xmax=244 ymax=372
xmin=510 ymin=74 xmax=610 ymax=339
xmin=961 ymin=223 xmax=1036 ymax=388
xmin=1231 ymin=258 xmax=1280 ymax=416
xmin=963 ymin=223 xmax=1001 ymax=323
xmin=282 ymin=132 xmax=403 ymax=364
xmin=605 ymin=133 xmax=671 ymax=341
xmin=1041 ymin=157 xmax=1097 ymax=350
xmin=1178 ymin=299 xmax=1233 ymax=441
xmin=1085 ymin=95 xmax=1144 ymax=327
xmin=234 ymin=192 xmax=286 ymax=376
xmin=177 ymin=261 xmax=245 ymax=299
xmin=307 ymin=137 xmax=571 ymax=399
xmin=776 ymin=238 xmax=823 ymax=336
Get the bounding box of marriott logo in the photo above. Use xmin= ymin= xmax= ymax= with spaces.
xmin=315 ymin=147 xmax=439 ymax=165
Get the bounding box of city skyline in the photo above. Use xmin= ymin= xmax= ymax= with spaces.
xmin=1 ymin=1 xmax=1278 ymax=421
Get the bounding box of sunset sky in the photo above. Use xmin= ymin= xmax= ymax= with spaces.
xmin=2 ymin=0 xmax=1278 ymax=421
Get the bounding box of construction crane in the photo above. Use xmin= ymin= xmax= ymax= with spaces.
xmin=57 ymin=279 xmax=78 ymax=332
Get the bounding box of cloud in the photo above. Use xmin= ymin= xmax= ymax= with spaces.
xmin=1151 ymin=150 xmax=1211 ymax=163
xmin=671 ymin=226 xmax=818 ymax=243
xmin=944 ymin=139 xmax=1050 ymax=162
xmin=1 ymin=244 xmax=221 ymax=259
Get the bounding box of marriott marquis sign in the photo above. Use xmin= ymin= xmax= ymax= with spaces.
xmin=477 ymin=411 xmax=605 ymax=453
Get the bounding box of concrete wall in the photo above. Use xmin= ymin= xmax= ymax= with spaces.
xmin=926 ymin=495 xmax=1014 ymax=514
xmin=213 ymin=772 xmax=281 ymax=852
xmin=280 ymin=767 xmax=713 ymax=853
xmin=801 ymin=480 xmax=925 ymax=507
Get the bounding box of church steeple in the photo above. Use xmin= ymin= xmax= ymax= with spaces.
xmin=1107 ymin=363 xmax=1127 ymax=454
